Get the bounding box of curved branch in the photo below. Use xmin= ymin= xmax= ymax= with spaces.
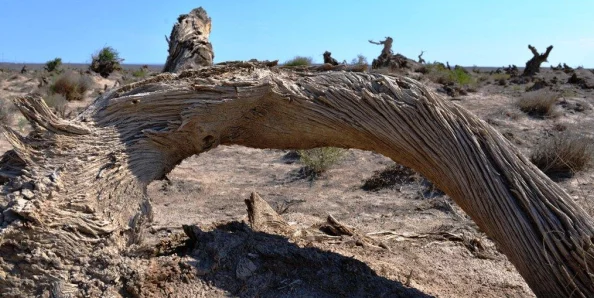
xmin=1 ymin=64 xmax=594 ymax=296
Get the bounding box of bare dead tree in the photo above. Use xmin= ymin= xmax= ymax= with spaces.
xmin=1 ymin=7 xmax=594 ymax=298
xmin=522 ymin=45 xmax=553 ymax=76
xmin=369 ymin=37 xmax=394 ymax=69
xmin=418 ymin=51 xmax=425 ymax=64
xmin=368 ymin=37 xmax=393 ymax=57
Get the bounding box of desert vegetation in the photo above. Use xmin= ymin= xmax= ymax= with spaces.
xmin=1 ymin=6 xmax=594 ymax=298
xmin=530 ymin=131 xmax=594 ymax=179
xmin=298 ymin=147 xmax=346 ymax=178
xmin=50 ymin=71 xmax=92 ymax=101
xmin=44 ymin=57 xmax=62 ymax=73
xmin=90 ymin=46 xmax=124 ymax=77
xmin=516 ymin=90 xmax=560 ymax=118
xmin=283 ymin=55 xmax=313 ymax=66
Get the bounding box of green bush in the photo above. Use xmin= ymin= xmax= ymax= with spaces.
xmin=531 ymin=132 xmax=594 ymax=179
xmin=51 ymin=71 xmax=92 ymax=101
xmin=284 ymin=56 xmax=313 ymax=67
xmin=44 ymin=58 xmax=62 ymax=73
xmin=450 ymin=67 xmax=473 ymax=85
xmin=90 ymin=46 xmax=123 ymax=78
xmin=516 ymin=91 xmax=559 ymax=118
xmin=422 ymin=63 xmax=475 ymax=86
xmin=298 ymin=147 xmax=346 ymax=177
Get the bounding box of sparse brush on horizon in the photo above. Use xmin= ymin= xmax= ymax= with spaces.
xmin=421 ymin=63 xmax=475 ymax=86
xmin=298 ymin=147 xmax=346 ymax=178
xmin=90 ymin=46 xmax=123 ymax=78
xmin=530 ymin=132 xmax=594 ymax=179
xmin=50 ymin=71 xmax=92 ymax=101
xmin=44 ymin=58 xmax=62 ymax=73
xmin=516 ymin=91 xmax=560 ymax=118
xmin=284 ymin=56 xmax=313 ymax=67
xmin=132 ymin=66 xmax=149 ymax=78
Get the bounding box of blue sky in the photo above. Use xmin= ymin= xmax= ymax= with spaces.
xmin=0 ymin=1 xmax=592 ymax=67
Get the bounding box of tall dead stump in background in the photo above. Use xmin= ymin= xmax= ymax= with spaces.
xmin=163 ymin=7 xmax=214 ymax=73
xmin=522 ymin=44 xmax=553 ymax=76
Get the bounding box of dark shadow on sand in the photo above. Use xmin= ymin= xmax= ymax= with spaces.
xmin=177 ymin=221 xmax=434 ymax=298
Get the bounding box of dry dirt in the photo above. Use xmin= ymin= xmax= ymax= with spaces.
xmin=2 ymin=65 xmax=594 ymax=297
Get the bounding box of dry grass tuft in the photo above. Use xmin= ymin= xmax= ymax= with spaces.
xmin=530 ymin=132 xmax=594 ymax=179
xmin=516 ymin=91 xmax=560 ymax=118
xmin=51 ymin=71 xmax=92 ymax=101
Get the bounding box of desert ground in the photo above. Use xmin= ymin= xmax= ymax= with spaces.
xmin=1 ymin=60 xmax=594 ymax=297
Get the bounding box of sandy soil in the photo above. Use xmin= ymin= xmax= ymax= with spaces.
xmin=2 ymin=65 xmax=594 ymax=297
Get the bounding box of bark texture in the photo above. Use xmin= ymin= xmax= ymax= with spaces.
xmin=523 ymin=45 xmax=553 ymax=76
xmin=162 ymin=7 xmax=214 ymax=73
xmin=1 ymin=63 xmax=594 ymax=296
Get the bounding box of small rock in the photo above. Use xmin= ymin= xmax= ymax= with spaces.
xmin=236 ymin=257 xmax=258 ymax=280
xmin=21 ymin=189 xmax=35 ymax=200
xmin=13 ymin=197 xmax=29 ymax=212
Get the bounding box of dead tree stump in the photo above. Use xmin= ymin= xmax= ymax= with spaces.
xmin=522 ymin=45 xmax=553 ymax=76
xmin=163 ymin=7 xmax=214 ymax=73
xmin=323 ymin=51 xmax=339 ymax=66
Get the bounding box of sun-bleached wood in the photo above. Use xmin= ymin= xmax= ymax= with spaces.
xmin=1 ymin=63 xmax=593 ymax=297
xmin=162 ymin=7 xmax=214 ymax=73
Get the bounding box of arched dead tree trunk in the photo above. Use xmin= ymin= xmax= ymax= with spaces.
xmin=162 ymin=7 xmax=214 ymax=73
xmin=522 ymin=44 xmax=553 ymax=76
xmin=1 ymin=63 xmax=594 ymax=296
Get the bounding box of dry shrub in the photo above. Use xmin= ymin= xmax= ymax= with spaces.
xmin=44 ymin=93 xmax=68 ymax=117
xmin=516 ymin=91 xmax=560 ymax=118
xmin=0 ymin=100 xmax=17 ymax=128
xmin=350 ymin=54 xmax=369 ymax=71
xmin=530 ymin=132 xmax=594 ymax=179
xmin=298 ymin=147 xmax=346 ymax=177
xmin=362 ymin=164 xmax=416 ymax=191
xmin=51 ymin=71 xmax=92 ymax=101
